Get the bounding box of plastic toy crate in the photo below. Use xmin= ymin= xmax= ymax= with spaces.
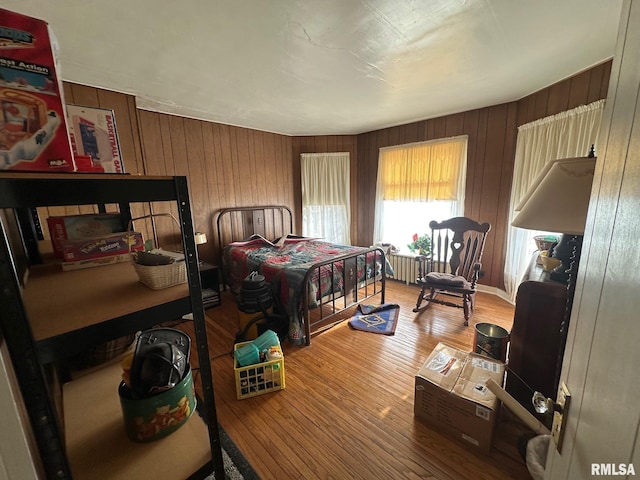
xmin=234 ymin=342 xmax=285 ymax=400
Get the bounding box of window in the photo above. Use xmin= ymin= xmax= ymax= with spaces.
xmin=373 ymin=136 xmax=468 ymax=252
xmin=504 ymin=100 xmax=604 ymax=301
xmin=301 ymin=152 xmax=351 ymax=244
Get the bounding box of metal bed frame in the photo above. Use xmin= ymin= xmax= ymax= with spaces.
xmin=215 ymin=205 xmax=386 ymax=345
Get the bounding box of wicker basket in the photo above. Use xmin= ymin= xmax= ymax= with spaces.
xmin=129 ymin=214 xmax=187 ymax=290
xmin=132 ymin=261 xmax=186 ymax=290
xmin=534 ymin=235 xmax=559 ymax=252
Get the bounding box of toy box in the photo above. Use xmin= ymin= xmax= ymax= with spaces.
xmin=234 ymin=341 xmax=285 ymax=400
xmin=67 ymin=104 xmax=125 ymax=173
xmin=61 ymin=252 xmax=132 ymax=271
xmin=61 ymin=232 xmax=144 ymax=262
xmin=47 ymin=213 xmax=126 ymax=257
xmin=0 ymin=8 xmax=74 ymax=171
xmin=414 ymin=342 xmax=505 ymax=453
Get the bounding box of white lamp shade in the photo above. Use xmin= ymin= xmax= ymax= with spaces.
xmin=511 ymin=156 xmax=596 ymax=236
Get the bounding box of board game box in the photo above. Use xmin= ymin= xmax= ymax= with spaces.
xmin=0 ymin=8 xmax=75 ymax=171
xmin=67 ymin=104 xmax=125 ymax=173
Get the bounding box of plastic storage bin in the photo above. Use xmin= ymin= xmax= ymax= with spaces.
xmin=234 ymin=342 xmax=285 ymax=400
xmin=234 ymin=342 xmax=260 ymax=367
xmin=252 ymin=329 xmax=280 ymax=353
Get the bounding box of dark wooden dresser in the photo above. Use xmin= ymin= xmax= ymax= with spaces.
xmin=505 ymin=253 xmax=568 ymax=415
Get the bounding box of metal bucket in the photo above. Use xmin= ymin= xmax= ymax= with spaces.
xmin=474 ymin=323 xmax=510 ymax=362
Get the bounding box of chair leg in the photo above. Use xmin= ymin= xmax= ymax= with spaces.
xmin=463 ymin=294 xmax=470 ymax=326
xmin=413 ymin=287 xmax=426 ymax=312
xmin=413 ymin=287 xmax=434 ymax=313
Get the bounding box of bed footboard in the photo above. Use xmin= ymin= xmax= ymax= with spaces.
xmin=301 ymin=247 xmax=386 ymax=345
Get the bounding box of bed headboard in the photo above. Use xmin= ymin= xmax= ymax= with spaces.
xmin=215 ymin=205 xmax=293 ymax=250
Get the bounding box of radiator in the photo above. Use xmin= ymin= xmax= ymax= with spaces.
xmin=387 ymin=253 xmax=420 ymax=285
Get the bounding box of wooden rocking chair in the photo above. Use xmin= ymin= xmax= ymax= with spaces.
xmin=413 ymin=217 xmax=491 ymax=325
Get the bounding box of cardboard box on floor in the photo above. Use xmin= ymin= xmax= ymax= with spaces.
xmin=414 ymin=342 xmax=505 ymax=453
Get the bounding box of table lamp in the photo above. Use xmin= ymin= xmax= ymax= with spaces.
xmin=194 ymin=232 xmax=207 ymax=246
xmin=511 ymin=152 xmax=596 ymax=283
xmin=194 ymin=232 xmax=207 ymax=264
xmin=511 ymin=151 xmax=596 ymax=438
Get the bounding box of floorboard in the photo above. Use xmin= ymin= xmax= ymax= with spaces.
xmin=184 ymin=280 xmax=534 ymax=480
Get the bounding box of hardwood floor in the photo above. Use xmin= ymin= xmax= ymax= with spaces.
xmin=186 ymin=280 xmax=534 ymax=480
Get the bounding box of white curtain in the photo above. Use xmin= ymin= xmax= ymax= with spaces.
xmin=373 ymin=136 xmax=467 ymax=250
xmin=503 ymin=100 xmax=605 ymax=301
xmin=301 ymin=152 xmax=351 ymax=244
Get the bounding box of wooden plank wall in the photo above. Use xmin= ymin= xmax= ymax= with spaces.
xmin=136 ymin=111 xmax=295 ymax=262
xmin=516 ymin=61 xmax=612 ymax=126
xmin=355 ymin=61 xmax=612 ymax=289
xmin=56 ymin=60 xmax=610 ymax=285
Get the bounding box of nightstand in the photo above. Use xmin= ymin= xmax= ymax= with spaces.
xmin=199 ymin=262 xmax=221 ymax=308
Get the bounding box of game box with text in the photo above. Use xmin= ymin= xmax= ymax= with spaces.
xmin=67 ymin=104 xmax=124 ymax=173
xmin=0 ymin=8 xmax=74 ymax=171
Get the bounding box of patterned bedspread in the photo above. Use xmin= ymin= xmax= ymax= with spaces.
xmin=222 ymin=236 xmax=387 ymax=344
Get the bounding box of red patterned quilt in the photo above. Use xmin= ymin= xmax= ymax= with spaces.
xmin=222 ymin=236 xmax=385 ymax=344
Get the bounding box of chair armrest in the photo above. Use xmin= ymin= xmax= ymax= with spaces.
xmin=470 ymin=262 xmax=482 ymax=287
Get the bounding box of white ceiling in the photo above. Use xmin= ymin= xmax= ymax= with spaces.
xmin=1 ymin=1 xmax=623 ymax=136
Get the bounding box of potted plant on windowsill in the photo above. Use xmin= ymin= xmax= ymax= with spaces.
xmin=408 ymin=233 xmax=432 ymax=256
